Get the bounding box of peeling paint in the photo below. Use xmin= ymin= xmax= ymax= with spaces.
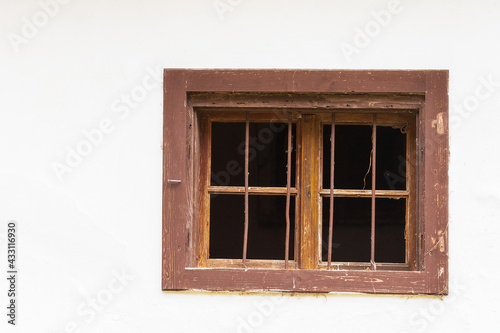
xmin=431 ymin=112 xmax=445 ymax=134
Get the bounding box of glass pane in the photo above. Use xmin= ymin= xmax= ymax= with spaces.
xmin=211 ymin=122 xmax=245 ymax=186
xmin=209 ymin=195 xmax=295 ymax=260
xmin=376 ymin=126 xmax=407 ymax=190
xmin=321 ymin=197 xmax=371 ymax=262
xmin=375 ymin=198 xmax=406 ymax=263
xmin=248 ymin=123 xmax=296 ymax=187
xmin=209 ymin=194 xmax=244 ymax=259
xmin=247 ymin=195 xmax=295 ymax=260
xmin=211 ymin=122 xmax=296 ymax=187
xmin=323 ymin=125 xmax=373 ymax=190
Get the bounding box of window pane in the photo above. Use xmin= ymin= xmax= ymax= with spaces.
xmin=209 ymin=194 xmax=295 ymax=260
xmin=321 ymin=197 xmax=371 ymax=262
xmin=247 ymin=195 xmax=295 ymax=260
xmin=375 ymin=198 xmax=406 ymax=263
xmin=211 ymin=122 xmax=245 ymax=186
xmin=376 ymin=126 xmax=407 ymax=190
xmin=248 ymin=123 xmax=296 ymax=187
xmin=211 ymin=122 xmax=296 ymax=187
xmin=323 ymin=125 xmax=373 ymax=190
xmin=209 ymin=194 xmax=244 ymax=259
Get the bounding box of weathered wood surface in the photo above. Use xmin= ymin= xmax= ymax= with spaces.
xmin=162 ymin=69 xmax=448 ymax=294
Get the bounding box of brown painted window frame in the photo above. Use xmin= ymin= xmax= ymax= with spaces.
xmin=162 ymin=69 xmax=448 ymax=295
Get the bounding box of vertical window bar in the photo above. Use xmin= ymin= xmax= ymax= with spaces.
xmin=328 ymin=113 xmax=335 ymax=269
xmin=243 ymin=112 xmax=250 ymax=266
xmin=370 ymin=114 xmax=377 ymax=270
xmin=285 ymin=113 xmax=292 ymax=269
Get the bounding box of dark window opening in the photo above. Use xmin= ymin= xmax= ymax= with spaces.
xmin=211 ymin=122 xmax=296 ymax=187
xmin=209 ymin=121 xmax=296 ymax=261
xmin=375 ymin=198 xmax=406 ymax=263
xmin=209 ymin=194 xmax=244 ymax=259
xmin=247 ymin=196 xmax=295 ymax=260
xmin=323 ymin=124 xmax=407 ymax=191
xmin=321 ymin=123 xmax=408 ymax=264
xmin=321 ymin=197 xmax=371 ymax=262
xmin=209 ymin=195 xmax=295 ymax=260
xmin=320 ymin=197 xmax=406 ymax=264
xmin=211 ymin=122 xmax=245 ymax=186
xmin=376 ymin=126 xmax=407 ymax=191
xmin=323 ymin=125 xmax=373 ymax=190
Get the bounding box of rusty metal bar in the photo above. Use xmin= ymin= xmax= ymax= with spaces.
xmin=328 ymin=113 xmax=335 ymax=269
xmin=243 ymin=112 xmax=250 ymax=266
xmin=285 ymin=114 xmax=292 ymax=269
xmin=371 ymin=114 xmax=377 ymax=270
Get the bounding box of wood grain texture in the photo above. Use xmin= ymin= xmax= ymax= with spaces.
xmin=180 ymin=268 xmax=428 ymax=294
xmin=407 ymin=114 xmax=418 ymax=271
xmin=208 ymin=186 xmax=298 ymax=195
xmin=285 ymin=114 xmax=292 ymax=269
xmin=173 ymin=69 xmax=428 ymax=93
xmin=197 ymin=116 xmax=211 ymax=268
xmin=189 ymin=92 xmax=424 ymax=110
xmin=299 ymin=115 xmax=320 ymax=270
xmin=370 ymin=115 xmax=377 ymax=270
xmin=242 ymin=113 xmax=249 ymax=266
xmin=162 ymin=69 xmax=188 ymax=290
xmin=327 ymin=114 xmax=335 ymax=269
xmin=422 ymin=71 xmax=449 ymax=294
xmin=319 ymin=189 xmax=409 ymax=198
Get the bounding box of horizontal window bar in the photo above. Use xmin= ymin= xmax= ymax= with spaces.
xmin=207 ymin=259 xmax=298 ymax=269
xmin=203 ymin=260 xmax=410 ymax=271
xmin=208 ymin=186 xmax=298 ymax=195
xmin=319 ymin=189 xmax=408 ymax=198
xmin=317 ymin=262 xmax=411 ymax=271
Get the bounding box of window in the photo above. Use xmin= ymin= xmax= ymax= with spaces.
xmin=163 ymin=69 xmax=448 ymax=294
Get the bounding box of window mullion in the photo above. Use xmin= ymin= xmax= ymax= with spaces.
xmin=370 ymin=114 xmax=377 ymax=270
xmin=285 ymin=113 xmax=292 ymax=269
xmin=242 ymin=112 xmax=250 ymax=266
xmin=327 ymin=113 xmax=335 ymax=269
xmin=298 ymin=114 xmax=321 ymax=269
xmin=198 ymin=117 xmax=211 ymax=267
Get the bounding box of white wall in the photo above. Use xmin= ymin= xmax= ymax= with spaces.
xmin=1 ymin=0 xmax=499 ymax=332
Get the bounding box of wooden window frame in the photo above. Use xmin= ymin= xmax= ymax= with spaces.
xmin=162 ymin=69 xmax=449 ymax=294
